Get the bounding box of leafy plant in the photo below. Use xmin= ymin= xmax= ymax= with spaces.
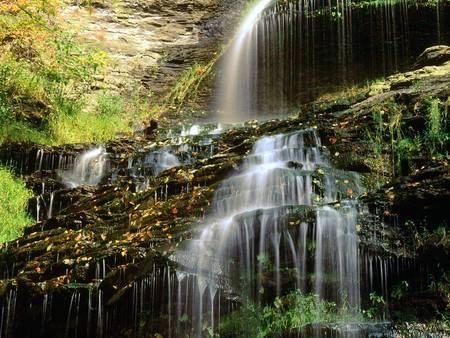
xmin=424 ymin=98 xmax=449 ymax=156
xmin=219 ymin=290 xmax=361 ymax=338
xmin=365 ymin=95 xmax=449 ymax=179
xmin=363 ymin=292 xmax=386 ymax=320
xmin=391 ymin=281 xmax=409 ymax=301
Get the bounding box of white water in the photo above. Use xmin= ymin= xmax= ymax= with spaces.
xmin=217 ymin=0 xmax=274 ymax=122
xmin=144 ymin=151 xmax=181 ymax=176
xmin=173 ymin=129 xmax=362 ymax=334
xmin=128 ymin=149 xmax=181 ymax=191
xmin=217 ymin=0 xmax=446 ymax=122
xmin=59 ymin=147 xmax=108 ymax=188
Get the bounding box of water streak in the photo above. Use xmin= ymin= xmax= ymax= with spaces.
xmin=59 ymin=147 xmax=108 ymax=188
xmin=218 ymin=0 xmax=449 ymax=121
xmin=218 ymin=0 xmax=275 ymax=122
xmin=173 ymin=129 xmax=362 ymax=334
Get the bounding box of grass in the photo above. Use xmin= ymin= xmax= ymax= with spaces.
xmin=219 ymin=290 xmax=362 ymax=338
xmin=0 ymin=167 xmax=33 ymax=243
xmin=425 ymin=98 xmax=449 ymax=155
xmin=167 ymin=57 xmax=217 ymax=107
xmin=364 ymin=96 xmax=449 ymax=177
xmin=314 ymin=77 xmax=385 ymax=106
xmin=48 ymin=90 xmax=155 ymax=144
xmin=0 ymin=0 xmax=158 ymax=146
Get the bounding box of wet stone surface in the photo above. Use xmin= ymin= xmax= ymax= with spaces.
xmin=0 ymin=52 xmax=449 ymax=337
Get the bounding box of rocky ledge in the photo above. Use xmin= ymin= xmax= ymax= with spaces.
xmin=0 ymin=46 xmax=448 ymax=337
xmin=61 ymin=0 xmax=241 ymax=100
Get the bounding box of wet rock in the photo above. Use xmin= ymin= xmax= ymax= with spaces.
xmin=0 ymin=51 xmax=449 ymax=337
xmin=363 ymin=162 xmax=450 ymax=226
xmin=413 ymin=45 xmax=450 ymax=69
xmin=286 ymin=161 xmax=304 ymax=169
xmin=143 ymin=119 xmax=158 ymax=139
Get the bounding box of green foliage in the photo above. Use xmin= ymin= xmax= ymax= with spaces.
xmin=0 ymin=0 xmax=155 ymax=145
xmin=415 ymin=224 xmax=450 ymax=249
xmin=424 ymin=98 xmax=449 ymax=156
xmin=219 ymin=290 xmax=360 ymax=338
xmin=365 ymin=96 xmax=449 ymax=177
xmin=0 ymin=167 xmax=33 ymax=243
xmin=168 ymin=58 xmax=217 ymax=107
xmin=363 ymin=292 xmax=386 ymax=320
xmin=219 ymin=302 xmax=262 ymax=338
xmin=391 ymin=281 xmax=409 ymax=301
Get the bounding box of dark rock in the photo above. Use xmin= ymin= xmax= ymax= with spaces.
xmin=286 ymin=160 xmax=303 ymax=169
xmin=0 ymin=51 xmax=449 ymax=337
xmin=143 ymin=119 xmax=158 ymax=138
xmin=413 ymin=45 xmax=450 ymax=69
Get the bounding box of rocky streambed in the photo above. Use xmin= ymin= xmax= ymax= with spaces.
xmin=0 ymin=47 xmax=449 ymax=337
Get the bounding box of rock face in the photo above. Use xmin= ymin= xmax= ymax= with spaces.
xmin=62 ymin=0 xmax=240 ymax=98
xmin=0 ymin=48 xmax=449 ymax=337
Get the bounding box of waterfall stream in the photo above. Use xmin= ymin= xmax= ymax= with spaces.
xmin=218 ymin=0 xmax=449 ymax=121
xmin=59 ymin=147 xmax=109 ymax=188
xmin=0 ymin=122 xmax=427 ymax=337
xmin=217 ymin=0 xmax=275 ymax=122
xmin=0 ymin=0 xmax=446 ymax=336
xmin=173 ymin=129 xmax=363 ymax=334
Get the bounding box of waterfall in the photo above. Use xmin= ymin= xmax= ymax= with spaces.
xmin=141 ymin=151 xmax=181 ymax=176
xmin=217 ymin=0 xmax=275 ymax=122
xmin=59 ymin=147 xmax=108 ymax=188
xmin=173 ymin=129 xmax=362 ymax=334
xmin=217 ymin=0 xmax=448 ymax=122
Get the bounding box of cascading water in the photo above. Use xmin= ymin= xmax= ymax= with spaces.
xmin=130 ymin=150 xmax=181 ymax=192
xmin=218 ymin=0 xmax=450 ymax=121
xmin=130 ymin=150 xmax=181 ymax=177
xmin=0 ymin=121 xmax=429 ymax=337
xmin=173 ymin=129 xmax=363 ymax=335
xmin=217 ymin=0 xmax=275 ymax=122
xmin=59 ymin=147 xmax=108 ymax=188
